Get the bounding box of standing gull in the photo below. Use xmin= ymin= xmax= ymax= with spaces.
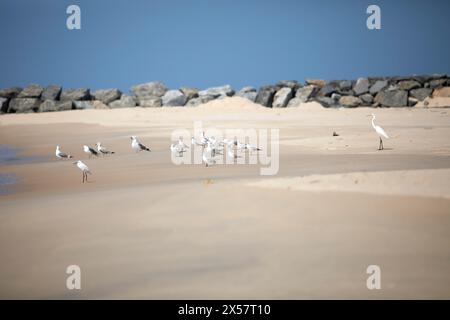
xmin=96 ymin=142 xmax=115 ymax=156
xmin=73 ymin=160 xmax=92 ymax=183
xmin=55 ymin=145 xmax=72 ymax=159
xmin=83 ymin=145 xmax=98 ymax=159
xmin=130 ymin=136 xmax=151 ymax=152
xmin=371 ymin=113 xmax=389 ymax=150
xmin=202 ymin=150 xmax=216 ymax=167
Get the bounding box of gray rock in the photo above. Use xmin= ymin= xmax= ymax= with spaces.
xmin=139 ymin=97 xmax=162 ymax=108
xmin=198 ymin=85 xmax=234 ymax=98
xmin=92 ymin=89 xmax=122 ymax=104
xmin=108 ymin=95 xmax=136 ymax=108
xmin=374 ymin=90 xmax=408 ymax=107
xmin=18 ymin=84 xmax=43 ymax=98
xmin=276 ymin=80 xmax=299 ymax=89
xmin=295 ymin=85 xmax=317 ymax=102
xmin=369 ymin=80 xmax=388 ymax=94
xmin=74 ymin=101 xmax=95 ymax=110
xmin=0 ymin=87 xmax=22 ymax=99
xmin=41 ymin=85 xmax=62 ymax=101
xmin=255 ymin=85 xmax=276 ymax=107
xmin=0 ymin=97 xmax=9 ymax=113
xmin=430 ymin=79 xmax=447 ymax=89
xmin=180 ymin=87 xmax=199 ymax=101
xmin=272 ymin=87 xmax=293 ymax=108
xmin=185 ymin=95 xmax=216 ymax=107
xmin=397 ymin=80 xmax=421 ymax=91
xmin=60 ymin=88 xmax=90 ymax=101
xmin=287 ymin=97 xmax=307 ymax=107
xmin=408 ymin=97 xmax=418 ymax=107
xmin=39 ymin=100 xmax=73 ymax=112
xmin=162 ymin=90 xmax=187 ymax=106
xmin=315 ymin=97 xmax=337 ymax=108
xmin=318 ymin=82 xmax=339 ymax=97
xmin=409 ymin=88 xmax=432 ymax=101
xmin=331 ymin=93 xmax=341 ymax=102
xmin=8 ymin=98 xmax=40 ymax=113
xmin=236 ymin=87 xmax=257 ymax=102
xmin=360 ymin=93 xmax=374 ymax=105
xmin=131 ymin=82 xmax=168 ymax=103
xmin=339 ymin=96 xmax=362 ymax=108
xmin=339 ymin=80 xmax=353 ymax=91
xmin=353 ymin=78 xmax=370 ymax=95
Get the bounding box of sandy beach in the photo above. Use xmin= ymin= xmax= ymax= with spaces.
xmin=1 ymin=97 xmax=450 ymax=299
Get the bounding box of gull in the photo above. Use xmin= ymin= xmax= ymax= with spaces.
xmin=55 ymin=145 xmax=72 ymax=159
xmin=371 ymin=113 xmax=389 ymax=150
xmin=83 ymin=145 xmax=98 ymax=159
xmin=96 ymin=142 xmax=115 ymax=156
xmin=202 ymin=150 xmax=216 ymax=167
xmin=130 ymin=136 xmax=151 ymax=153
xmin=227 ymin=146 xmax=238 ymax=159
xmin=73 ymin=160 xmax=92 ymax=183
xmin=236 ymin=141 xmax=246 ymax=151
xmin=177 ymin=137 xmax=189 ymax=149
xmin=200 ymin=131 xmax=209 ymax=145
xmin=244 ymin=143 xmax=261 ymax=152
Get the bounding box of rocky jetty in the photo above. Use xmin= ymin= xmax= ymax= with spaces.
xmin=1 ymin=74 xmax=449 ymax=114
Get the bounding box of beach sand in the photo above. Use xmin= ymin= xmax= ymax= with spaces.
xmin=0 ymin=97 xmax=450 ymax=299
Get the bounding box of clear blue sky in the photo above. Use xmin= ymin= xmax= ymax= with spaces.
xmin=1 ymin=0 xmax=449 ymax=93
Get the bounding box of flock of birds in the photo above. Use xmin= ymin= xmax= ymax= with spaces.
xmin=55 ymin=113 xmax=389 ymax=183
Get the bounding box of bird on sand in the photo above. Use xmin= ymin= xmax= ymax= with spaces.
xmin=73 ymin=160 xmax=92 ymax=183
xmin=202 ymin=150 xmax=216 ymax=167
xmin=170 ymin=143 xmax=185 ymax=157
xmin=370 ymin=113 xmax=389 ymax=150
xmin=83 ymin=145 xmax=98 ymax=158
xmin=130 ymin=136 xmax=151 ymax=153
xmin=55 ymin=145 xmax=72 ymax=159
xmin=96 ymin=142 xmax=115 ymax=156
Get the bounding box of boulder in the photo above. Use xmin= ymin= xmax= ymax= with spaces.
xmin=315 ymin=97 xmax=337 ymax=108
xmin=276 ymin=80 xmax=300 ymax=89
xmin=408 ymin=97 xmax=418 ymax=107
xmin=353 ymin=78 xmax=370 ymax=95
xmin=180 ymin=87 xmax=199 ymax=101
xmin=162 ymin=90 xmax=187 ymax=106
xmin=39 ymin=100 xmax=73 ymax=112
xmin=8 ymin=98 xmax=40 ymax=113
xmin=131 ymin=82 xmax=168 ymax=103
xmin=339 ymin=80 xmax=353 ymax=91
xmin=397 ymin=80 xmax=421 ymax=91
xmin=236 ymin=86 xmax=257 ymax=102
xmin=41 ymin=85 xmax=62 ymax=101
xmin=74 ymin=101 xmax=95 ymax=110
xmin=185 ymin=95 xmax=215 ymax=107
xmin=255 ymin=85 xmax=276 ymax=107
xmin=318 ymin=82 xmax=339 ymax=97
xmin=295 ymin=85 xmax=317 ymax=103
xmin=272 ymin=87 xmax=293 ymax=108
xmin=410 ymin=88 xmax=432 ymax=101
xmin=108 ymin=95 xmax=136 ymax=108
xmin=339 ymin=96 xmax=362 ymax=108
xmin=430 ymin=79 xmax=447 ymax=89
xmin=360 ymin=93 xmax=374 ymax=105
xmin=305 ymin=79 xmax=326 ymax=87
xmin=369 ymin=80 xmax=388 ymax=94
xmin=92 ymin=89 xmax=122 ymax=104
xmin=60 ymin=88 xmax=90 ymax=101
xmin=139 ymin=97 xmax=162 ymax=108
xmin=374 ymin=90 xmax=408 ymax=107
xmin=0 ymin=97 xmax=9 ymax=113
xmin=432 ymin=87 xmax=450 ymax=98
xmin=286 ymin=97 xmax=305 ymax=107
xmin=0 ymin=87 xmax=22 ymax=99
xmin=18 ymin=84 xmax=43 ymax=98
xmin=198 ymin=85 xmax=234 ymax=98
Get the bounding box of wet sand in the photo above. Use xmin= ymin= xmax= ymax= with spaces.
xmin=0 ymin=98 xmax=449 ymax=299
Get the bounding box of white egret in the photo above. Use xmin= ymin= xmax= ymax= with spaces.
xmin=371 ymin=113 xmax=389 ymax=150
xmin=73 ymin=160 xmax=92 ymax=183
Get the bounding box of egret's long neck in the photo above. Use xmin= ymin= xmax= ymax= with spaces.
xmin=371 ymin=116 xmax=376 ymax=129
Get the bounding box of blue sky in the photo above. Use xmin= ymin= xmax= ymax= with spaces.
xmin=0 ymin=0 xmax=449 ymax=93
